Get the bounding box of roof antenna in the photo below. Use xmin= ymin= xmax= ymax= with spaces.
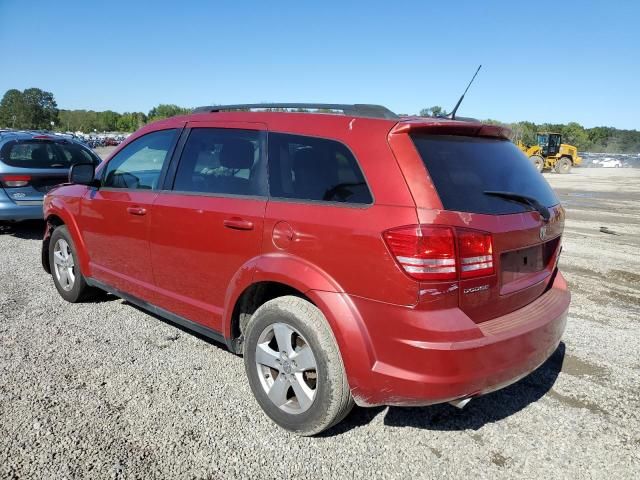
xmin=447 ymin=65 xmax=482 ymax=120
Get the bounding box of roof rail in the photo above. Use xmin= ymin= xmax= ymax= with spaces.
xmin=192 ymin=103 xmax=398 ymax=120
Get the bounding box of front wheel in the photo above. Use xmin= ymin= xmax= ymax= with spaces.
xmin=530 ymin=155 xmax=545 ymax=173
xmin=555 ymin=157 xmax=572 ymax=174
xmin=49 ymin=226 xmax=97 ymax=302
xmin=243 ymin=296 xmax=354 ymax=436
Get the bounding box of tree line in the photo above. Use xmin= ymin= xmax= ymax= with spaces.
xmin=0 ymin=89 xmax=638 ymax=153
xmin=0 ymin=88 xmax=189 ymax=134
xmin=421 ymin=105 xmax=640 ymax=153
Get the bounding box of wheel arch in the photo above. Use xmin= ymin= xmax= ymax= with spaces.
xmin=43 ymin=204 xmax=91 ymax=277
xmin=223 ymin=253 xmax=344 ymax=348
xmin=41 ymin=214 xmax=65 ymax=273
xmin=226 ymin=280 xmax=313 ymax=352
xmin=222 ymin=255 xmax=375 ymax=390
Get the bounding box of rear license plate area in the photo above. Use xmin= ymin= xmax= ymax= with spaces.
xmin=501 ymin=237 xmax=560 ymax=285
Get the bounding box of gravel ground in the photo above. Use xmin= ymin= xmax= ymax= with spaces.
xmin=93 ymin=146 xmax=117 ymax=160
xmin=1 ymin=167 xmax=639 ymax=479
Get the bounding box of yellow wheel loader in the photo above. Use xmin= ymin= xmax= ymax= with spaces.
xmin=517 ymin=133 xmax=582 ymax=174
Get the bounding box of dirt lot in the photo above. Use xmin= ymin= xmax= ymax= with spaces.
xmin=1 ymin=167 xmax=639 ymax=479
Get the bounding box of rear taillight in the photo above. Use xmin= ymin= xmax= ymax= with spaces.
xmin=383 ymin=226 xmax=457 ymax=280
xmin=0 ymin=175 xmax=31 ymax=188
xmin=458 ymin=230 xmax=494 ymax=278
xmin=383 ymin=225 xmax=494 ymax=281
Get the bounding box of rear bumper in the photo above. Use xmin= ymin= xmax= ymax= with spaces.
xmin=344 ymin=272 xmax=570 ymax=407
xmin=0 ymin=189 xmax=44 ymax=220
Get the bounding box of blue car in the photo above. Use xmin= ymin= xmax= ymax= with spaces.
xmin=0 ymin=131 xmax=101 ymax=221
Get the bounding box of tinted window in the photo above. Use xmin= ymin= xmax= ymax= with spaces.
xmin=102 ymin=129 xmax=176 ymax=190
xmin=411 ymin=135 xmax=559 ymax=215
xmin=0 ymin=140 xmax=100 ymax=168
xmin=268 ymin=133 xmax=372 ymax=204
xmin=172 ymin=128 xmax=264 ymax=196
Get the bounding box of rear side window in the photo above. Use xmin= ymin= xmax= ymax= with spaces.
xmin=0 ymin=140 xmax=100 ymax=169
xmin=172 ymin=128 xmax=265 ymax=196
xmin=268 ymin=133 xmax=372 ymax=204
xmin=102 ymin=129 xmax=176 ymax=190
xmin=411 ymin=135 xmax=559 ymax=215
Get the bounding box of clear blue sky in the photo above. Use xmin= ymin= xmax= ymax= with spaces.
xmin=1 ymin=0 xmax=638 ymax=129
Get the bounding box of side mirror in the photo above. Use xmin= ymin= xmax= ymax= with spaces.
xmin=69 ymin=163 xmax=97 ymax=186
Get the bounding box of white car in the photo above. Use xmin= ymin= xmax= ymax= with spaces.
xmin=599 ymin=159 xmax=623 ymax=168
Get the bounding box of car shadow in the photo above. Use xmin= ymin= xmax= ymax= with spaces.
xmin=0 ymin=220 xmax=45 ymax=240
xmin=123 ymin=301 xmax=230 ymax=352
xmin=322 ymin=342 xmax=566 ymax=436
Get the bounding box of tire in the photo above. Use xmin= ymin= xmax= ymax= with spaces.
xmin=530 ymin=155 xmax=544 ymax=173
xmin=243 ymin=295 xmax=354 ymax=436
xmin=555 ymin=157 xmax=572 ymax=174
xmin=49 ymin=225 xmax=97 ymax=302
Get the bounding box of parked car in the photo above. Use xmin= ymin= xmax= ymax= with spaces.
xmin=41 ymin=103 xmax=570 ymax=435
xmin=598 ymin=158 xmax=623 ymax=168
xmin=0 ymin=131 xmax=101 ymax=221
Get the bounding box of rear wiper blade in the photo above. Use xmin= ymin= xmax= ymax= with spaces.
xmin=483 ymin=190 xmax=551 ymax=221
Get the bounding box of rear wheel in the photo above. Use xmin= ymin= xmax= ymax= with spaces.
xmin=530 ymin=155 xmax=544 ymax=173
xmin=555 ymin=157 xmax=572 ymax=174
xmin=243 ymin=296 xmax=353 ymax=436
xmin=49 ymin=226 xmax=97 ymax=302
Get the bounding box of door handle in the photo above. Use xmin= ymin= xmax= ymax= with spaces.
xmin=127 ymin=206 xmax=147 ymax=216
xmin=223 ymin=217 xmax=254 ymax=231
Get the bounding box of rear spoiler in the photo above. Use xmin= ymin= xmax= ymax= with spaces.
xmin=391 ymin=119 xmax=512 ymax=140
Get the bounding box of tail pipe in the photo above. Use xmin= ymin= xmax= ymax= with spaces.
xmin=448 ymin=397 xmax=472 ymax=409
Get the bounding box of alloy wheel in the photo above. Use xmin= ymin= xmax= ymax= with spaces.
xmin=53 ymin=238 xmax=75 ymax=291
xmin=255 ymin=322 xmax=318 ymax=414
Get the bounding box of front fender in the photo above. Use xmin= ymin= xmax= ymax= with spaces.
xmin=44 ymin=190 xmax=91 ymax=277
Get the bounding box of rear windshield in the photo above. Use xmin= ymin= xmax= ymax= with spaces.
xmin=411 ymin=135 xmax=559 ymax=215
xmin=0 ymin=140 xmax=100 ymax=169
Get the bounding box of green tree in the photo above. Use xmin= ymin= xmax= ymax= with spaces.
xmin=419 ymin=106 xmax=448 ymax=117
xmin=562 ymin=122 xmax=591 ymax=150
xmin=147 ymin=104 xmax=190 ymax=121
xmin=115 ymin=112 xmax=146 ymax=131
xmin=0 ymin=88 xmax=58 ymax=129
xmin=21 ymin=88 xmax=59 ymax=129
xmin=510 ymin=121 xmax=538 ymax=145
xmin=96 ymin=110 xmax=120 ymax=131
xmin=0 ymin=89 xmax=25 ymax=128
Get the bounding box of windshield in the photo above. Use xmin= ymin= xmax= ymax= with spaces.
xmin=0 ymin=139 xmax=100 ymax=169
xmin=537 ymin=133 xmax=548 ymax=146
xmin=411 ymin=135 xmax=559 ymax=215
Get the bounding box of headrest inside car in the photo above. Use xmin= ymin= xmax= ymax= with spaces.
xmin=220 ymin=139 xmax=255 ymax=169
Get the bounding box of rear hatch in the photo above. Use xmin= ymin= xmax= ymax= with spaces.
xmin=405 ymin=130 xmax=563 ymax=323
xmin=0 ymin=137 xmax=100 ymax=204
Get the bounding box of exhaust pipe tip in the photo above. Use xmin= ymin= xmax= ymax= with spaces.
xmin=448 ymin=397 xmax=472 ymax=409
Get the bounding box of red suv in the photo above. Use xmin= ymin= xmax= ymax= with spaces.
xmin=42 ymin=104 xmax=570 ymax=435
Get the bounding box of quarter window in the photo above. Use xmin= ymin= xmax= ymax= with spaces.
xmin=172 ymin=128 xmax=264 ymax=196
xmin=268 ymin=133 xmax=372 ymax=204
xmin=102 ymin=129 xmax=177 ymax=190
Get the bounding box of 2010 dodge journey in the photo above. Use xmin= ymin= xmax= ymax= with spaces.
xmin=42 ymin=103 xmax=570 ymax=435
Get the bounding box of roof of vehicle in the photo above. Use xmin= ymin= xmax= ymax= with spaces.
xmin=126 ymin=104 xmax=512 ymax=142
xmin=192 ymin=103 xmax=399 ymax=120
